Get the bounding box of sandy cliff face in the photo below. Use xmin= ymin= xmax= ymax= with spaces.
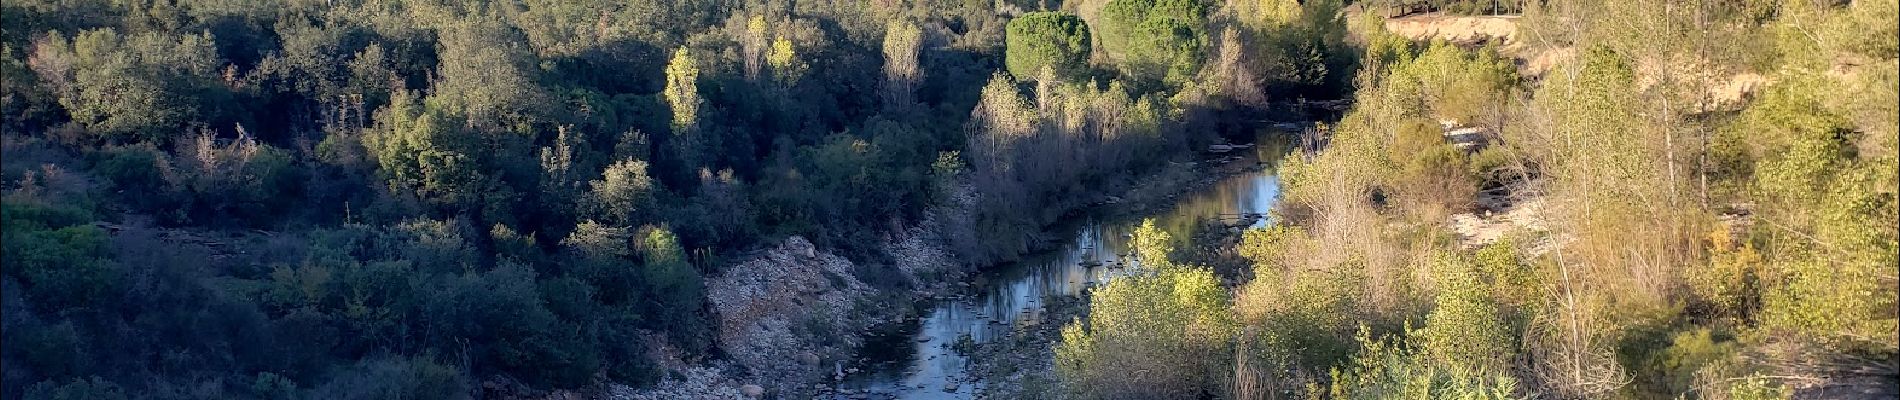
xmin=1375 ymin=12 xmax=1776 ymax=110
xmin=1383 ymin=13 xmax=1521 ymax=45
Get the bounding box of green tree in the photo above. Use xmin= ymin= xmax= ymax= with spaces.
xmin=29 ymin=29 xmax=232 ymax=142
xmin=1093 ymin=0 xmax=1210 ymax=84
xmin=563 ymin=220 xmax=632 ymax=261
xmin=742 ymin=15 xmax=769 ymax=80
xmin=881 ymin=20 xmax=923 ymax=107
xmin=766 ymin=35 xmax=806 ymax=85
xmin=431 ymin=19 xmax=550 ymax=130
xmin=1005 ymin=12 xmax=1091 ymax=79
xmin=633 ymin=225 xmax=709 ymax=350
xmin=663 ymin=47 xmax=701 ymax=131
xmin=582 ymin=159 xmax=657 ymax=226
xmin=538 ymin=125 xmax=586 ymax=222
xmin=361 ymin=92 xmax=493 ymax=211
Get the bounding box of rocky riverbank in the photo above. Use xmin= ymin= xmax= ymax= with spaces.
xmin=954 ymin=294 xmax=1088 ymax=399
xmin=610 ymin=136 xmax=1286 ymax=400
xmin=610 ymin=232 xmax=959 ymax=400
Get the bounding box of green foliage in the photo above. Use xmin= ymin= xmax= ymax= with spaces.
xmin=1724 ymin=374 xmax=1792 ymax=400
xmin=1730 ymin=75 xmax=1899 ymax=352
xmin=663 ymin=47 xmax=701 ymax=131
xmin=2 ymin=43 xmax=62 ymax=133
xmin=1276 ymin=39 xmax=1515 ymax=217
xmin=1238 ymin=258 xmax=1366 ymax=372
xmin=1255 ymin=4 xmax=1893 ymax=400
xmin=1373 ymin=41 xmax=1517 ymax=127
xmin=1418 ymin=252 xmax=1513 ymax=376
xmin=1 ymin=202 xmax=117 ymax=312
xmin=1328 ymin=327 xmax=1525 ymax=400
xmin=1129 ymin=218 xmax=1174 ymax=269
xmin=1094 ymin=0 xmax=1210 ymax=84
xmin=956 ymin=72 xmax=1174 ymax=264
xmin=633 ymin=225 xmax=709 ymax=350
xmin=250 ymin=372 xmax=298 ymax=400
xmin=1619 ymin=327 xmax=1743 ymax=397
xmin=431 ymin=19 xmax=549 ymax=130
xmin=1057 ymin=261 xmax=1235 ymax=399
xmin=361 ymin=87 xmax=534 ymax=220
xmin=1235 ymin=221 xmax=1436 ymax=397
xmin=881 ymin=19 xmax=923 ymax=106
xmin=583 ymin=159 xmax=657 ymax=225
xmin=423 ymin=263 xmax=586 ymax=385
xmin=766 ymin=35 xmax=806 ymax=85
xmin=29 ymin=28 xmax=234 ymax=142
xmin=1005 ymin=12 xmax=1091 ymax=79
xmin=170 ymin=131 xmax=303 ymax=223
xmin=1235 ymin=224 xmax=1302 ymax=271
xmin=1227 ymin=0 xmax=1358 ymax=96
xmin=1688 ymin=228 xmax=1765 ymax=320
xmin=1228 ymin=0 xmax=1306 ymax=28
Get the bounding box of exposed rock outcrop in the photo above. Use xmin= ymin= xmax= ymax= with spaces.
xmin=705 ymin=236 xmax=872 ymax=395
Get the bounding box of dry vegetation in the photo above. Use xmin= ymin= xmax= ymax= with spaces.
xmin=1059 ymin=0 xmax=1896 ymax=399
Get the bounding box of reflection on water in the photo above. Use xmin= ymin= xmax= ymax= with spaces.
xmin=840 ymin=132 xmax=1291 ymax=399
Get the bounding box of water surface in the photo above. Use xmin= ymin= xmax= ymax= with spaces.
xmin=839 ymin=133 xmax=1291 ymax=399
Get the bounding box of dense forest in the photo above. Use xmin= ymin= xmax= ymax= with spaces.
xmin=1 ymin=0 xmax=1893 ymax=399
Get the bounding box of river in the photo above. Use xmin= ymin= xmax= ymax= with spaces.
xmin=831 ymin=131 xmax=1294 ymax=399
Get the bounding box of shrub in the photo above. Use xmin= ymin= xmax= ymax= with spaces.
xmin=1419 ymin=252 xmax=1513 ymax=376
xmin=1329 ymin=327 xmax=1525 ymax=400
xmin=1057 ymin=222 xmax=1235 ymax=399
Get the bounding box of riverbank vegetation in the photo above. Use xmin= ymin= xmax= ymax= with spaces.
xmin=1055 ymin=0 xmax=1895 ymax=399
